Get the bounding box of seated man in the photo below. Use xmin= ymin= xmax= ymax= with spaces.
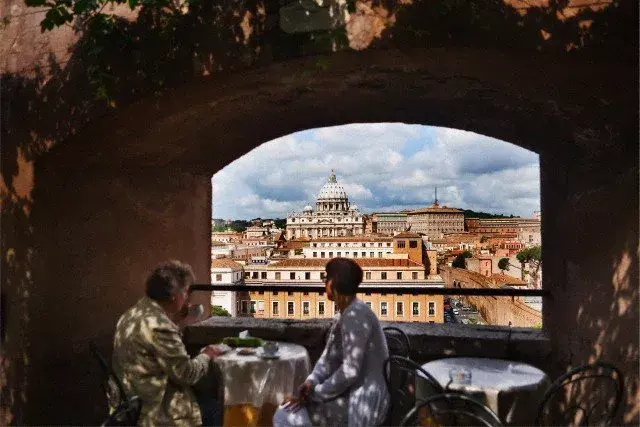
xmin=112 ymin=260 xmax=223 ymax=426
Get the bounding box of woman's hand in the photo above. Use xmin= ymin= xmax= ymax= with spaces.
xmin=297 ymin=380 xmax=314 ymax=401
xmin=282 ymin=396 xmax=305 ymax=413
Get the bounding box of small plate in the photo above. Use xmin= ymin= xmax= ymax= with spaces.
xmin=260 ymin=352 xmax=280 ymax=359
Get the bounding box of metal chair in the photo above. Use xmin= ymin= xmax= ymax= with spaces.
xmin=536 ymin=362 xmax=624 ymax=426
xmin=401 ymin=393 xmax=503 ymax=426
xmin=383 ymin=355 xmax=443 ymax=426
xmin=90 ymin=341 xmax=142 ymax=426
xmin=383 ymin=326 xmax=411 ymax=358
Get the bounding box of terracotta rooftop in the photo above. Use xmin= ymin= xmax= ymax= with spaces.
xmin=408 ymin=205 xmax=464 ymax=214
xmin=490 ymin=273 xmax=526 ymax=286
xmin=393 ymin=232 xmax=422 ymax=238
xmin=270 ymin=258 xmax=424 ymax=268
xmin=210 ymin=258 xmax=244 ymax=270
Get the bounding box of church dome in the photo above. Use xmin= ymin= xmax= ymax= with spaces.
xmin=303 ymin=205 xmax=313 ymax=212
xmin=350 ymin=204 xmax=359 ymax=211
xmin=317 ymin=170 xmax=348 ymax=201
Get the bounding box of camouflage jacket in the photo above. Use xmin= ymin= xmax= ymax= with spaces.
xmin=112 ymin=296 xmax=210 ymax=426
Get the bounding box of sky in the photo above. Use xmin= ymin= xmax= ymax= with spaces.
xmin=211 ymin=123 xmax=540 ymax=220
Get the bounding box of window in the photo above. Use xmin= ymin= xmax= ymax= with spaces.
xmin=397 ymin=272 xmax=402 ymax=280
xmin=321 ymin=252 xmax=326 ymax=258
xmin=313 ymin=252 xmax=317 ymax=258
xmin=361 ymin=243 xmax=366 ymax=247
xmin=275 ymin=272 xmax=281 ymax=280
xmin=244 ymin=272 xmax=250 ymax=279
xmin=365 ymin=301 xmax=372 ymax=309
xmin=320 ymin=272 xmax=326 ymax=280
xmin=380 ymin=302 xmax=388 ymax=316
xmin=412 ymin=302 xmax=420 ymax=316
xmin=345 ymin=252 xmax=349 ymax=256
xmin=396 ymin=302 xmax=404 ymax=316
xmin=318 ymin=301 xmax=325 ymax=315
xmin=409 ymin=240 xmax=418 ymax=248
xmin=272 ymin=301 xmax=279 ymax=315
xmin=329 ymin=252 xmax=333 ymax=258
xmin=397 ymin=241 xmax=406 ymax=248
xmin=273 ymin=291 xmax=278 ymax=296
xmin=305 ymin=272 xmax=311 ymax=280
xmin=241 ymin=300 xmax=249 ymax=314
xmin=250 ymin=301 xmax=256 ymax=313
xmin=303 ymin=292 xmax=309 ymax=295
xmin=378 ymin=243 xmax=382 ymax=247
xmin=428 ymin=301 xmax=436 ymax=316
xmin=353 ymin=253 xmax=357 ymax=258
xmin=290 ymin=272 xmax=295 ymax=280
xmin=337 ymin=252 xmax=341 ymax=257
xmin=257 ymin=300 xmax=265 ymax=312
xmin=412 ymin=272 xmax=418 ymax=280
xmin=387 ymin=243 xmax=391 ymax=247
xmin=370 ymin=252 xmax=374 ymax=257
xmin=365 ymin=272 xmax=372 ymax=280
xmin=381 ymin=272 xmax=387 ymax=280
xmin=252 ymin=272 xmax=258 ymax=279
xmin=334 ymin=303 xmax=339 ymax=315
xmin=302 ymin=301 xmax=310 ymax=315
xmin=337 ymin=243 xmax=342 ymax=247
xmin=214 ymin=273 xmax=223 ymax=282
xmin=378 ymin=252 xmax=382 ymax=258
xmin=361 ymin=252 xmax=366 ymax=257
xmin=287 ymin=301 xmax=295 ymax=315
xmin=287 ymin=291 xmax=294 ymax=296
xmin=261 ymin=272 xmax=267 ymax=279
xmin=258 ymin=291 xmax=264 ymax=295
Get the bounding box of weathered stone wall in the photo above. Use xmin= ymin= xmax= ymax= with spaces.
xmin=1 ymin=0 xmax=637 ymax=424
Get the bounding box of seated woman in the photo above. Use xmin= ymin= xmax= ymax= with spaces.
xmin=273 ymin=258 xmax=390 ymax=427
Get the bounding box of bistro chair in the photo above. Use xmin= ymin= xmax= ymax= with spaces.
xmin=536 ymin=362 xmax=624 ymax=426
xmin=383 ymin=355 xmax=443 ymax=426
xmin=383 ymin=326 xmax=411 ymax=358
xmin=400 ymin=393 xmax=503 ymax=427
xmin=90 ymin=341 xmax=142 ymax=426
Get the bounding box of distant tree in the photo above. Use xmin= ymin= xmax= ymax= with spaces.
xmin=498 ymin=258 xmax=510 ymax=272
xmin=463 ymin=210 xmax=514 ymax=219
xmin=480 ymin=236 xmax=488 ymax=243
xmin=516 ymin=246 xmax=542 ymax=286
xmin=452 ymin=250 xmax=473 ymax=268
xmin=274 ymin=218 xmax=287 ymax=229
xmin=211 ymin=306 xmax=231 ymax=317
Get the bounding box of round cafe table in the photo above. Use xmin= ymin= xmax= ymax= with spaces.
xmin=214 ymin=342 xmax=311 ymax=427
xmin=417 ymin=357 xmax=551 ymax=426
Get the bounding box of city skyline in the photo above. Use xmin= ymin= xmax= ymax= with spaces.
xmin=211 ymin=123 xmax=540 ymax=220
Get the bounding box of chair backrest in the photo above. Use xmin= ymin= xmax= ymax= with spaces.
xmin=536 ymin=362 xmax=624 ymax=426
xmin=383 ymin=326 xmax=411 ymax=358
xmin=401 ymin=393 xmax=503 ymax=427
xmin=90 ymin=341 xmax=143 ymax=426
xmin=383 ymin=355 xmax=444 ymax=426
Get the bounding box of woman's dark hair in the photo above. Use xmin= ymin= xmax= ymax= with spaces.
xmin=145 ymin=260 xmax=195 ymax=302
xmin=325 ymin=258 xmax=363 ymax=296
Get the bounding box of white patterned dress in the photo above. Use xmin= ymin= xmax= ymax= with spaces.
xmin=273 ymin=299 xmax=390 ymax=427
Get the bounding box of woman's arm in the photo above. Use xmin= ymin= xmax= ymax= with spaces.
xmin=306 ymin=325 xmax=339 ymax=385
xmin=311 ymin=309 xmax=371 ymax=401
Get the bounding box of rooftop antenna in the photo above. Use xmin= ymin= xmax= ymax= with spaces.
xmin=434 ymin=186 xmax=439 ymax=205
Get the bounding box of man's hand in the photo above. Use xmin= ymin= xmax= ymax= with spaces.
xmin=282 ymin=396 xmax=305 ymax=413
xmin=297 ymin=380 xmax=314 ymax=401
xmin=201 ymin=345 xmax=225 ymax=359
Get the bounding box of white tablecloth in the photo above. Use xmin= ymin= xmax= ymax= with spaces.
xmin=418 ymin=357 xmax=551 ymax=425
xmin=214 ymin=342 xmax=311 ymax=408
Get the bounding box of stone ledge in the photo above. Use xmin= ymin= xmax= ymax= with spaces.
xmin=185 ymin=317 xmax=550 ymax=369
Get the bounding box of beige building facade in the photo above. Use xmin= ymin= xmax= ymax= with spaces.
xmin=407 ymin=203 xmax=465 ymax=238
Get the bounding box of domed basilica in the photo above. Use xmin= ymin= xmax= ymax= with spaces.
xmin=286 ymin=170 xmax=365 ymax=239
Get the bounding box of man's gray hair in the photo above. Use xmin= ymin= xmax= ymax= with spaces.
xmin=145 ymin=260 xmax=195 ymax=302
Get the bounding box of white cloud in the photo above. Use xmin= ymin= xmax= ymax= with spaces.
xmin=211 ymin=124 xmax=540 ymax=219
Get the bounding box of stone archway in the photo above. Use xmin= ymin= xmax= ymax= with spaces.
xmin=5 ymin=46 xmax=637 ymax=424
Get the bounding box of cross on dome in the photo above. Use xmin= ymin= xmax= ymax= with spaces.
xmin=328 ymin=169 xmax=337 ymax=183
